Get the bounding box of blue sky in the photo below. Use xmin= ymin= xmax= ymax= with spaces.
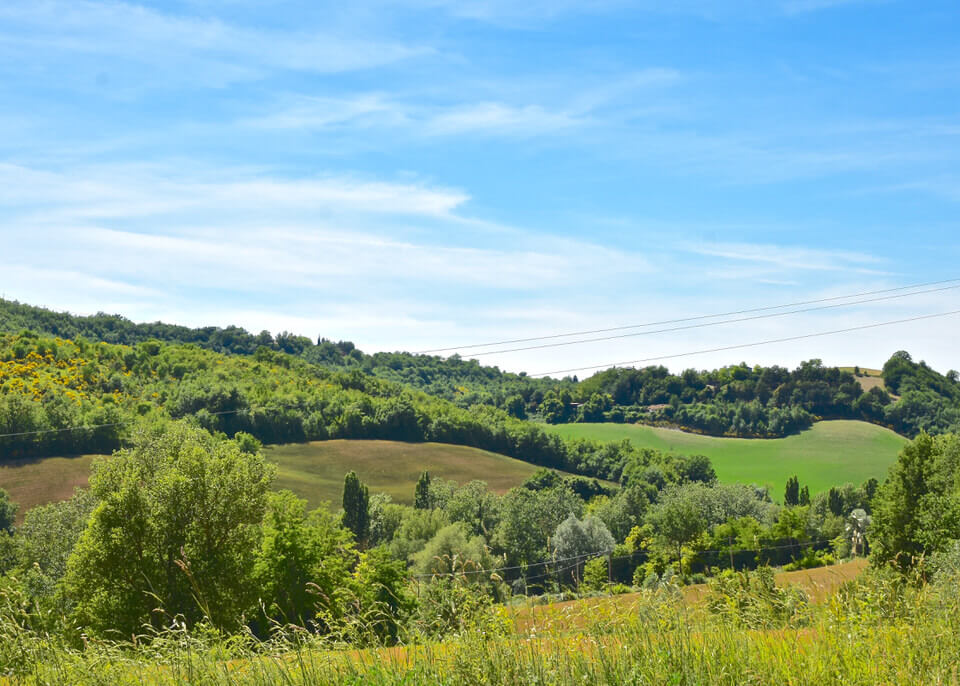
xmin=1 ymin=0 xmax=958 ymax=375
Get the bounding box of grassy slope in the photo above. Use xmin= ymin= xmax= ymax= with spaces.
xmin=0 ymin=454 xmax=97 ymax=523
xmin=0 ymin=441 xmax=549 ymax=516
xmin=264 ymin=440 xmax=548 ymax=509
xmin=545 ymin=420 xmax=906 ymax=495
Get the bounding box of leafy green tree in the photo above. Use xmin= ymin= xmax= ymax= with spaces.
xmin=539 ymin=390 xmax=573 ymax=424
xmin=252 ymin=491 xmax=355 ymax=629
xmin=582 ymin=556 xmax=609 ymax=590
xmin=690 ymin=482 xmax=777 ymax=528
xmin=64 ymin=423 xmax=274 ymax=635
xmin=0 ymin=488 xmax=17 ymax=534
xmin=368 ymin=493 xmax=403 ymax=547
xmin=872 ymin=432 xmax=960 ymax=570
xmin=414 ymin=471 xmax=431 ymax=510
xmin=349 ymin=546 xmax=415 ymax=644
xmin=587 ymin=485 xmax=649 ymax=543
xmin=387 ymin=506 xmax=449 ymax=561
xmin=233 ymin=431 xmax=262 ymax=455
xmin=15 ymin=489 xmax=95 ymax=601
xmin=342 ymin=471 xmax=370 ymax=546
xmin=412 ymin=523 xmax=498 ymax=577
xmin=771 ymin=506 xmax=812 ymax=561
xmin=504 ymin=395 xmax=527 ymax=420
xmin=552 ymin=514 xmax=614 ymax=585
xmin=799 ymin=485 xmax=811 ymax=506
xmin=578 ymin=393 xmax=613 ymax=422
xmin=0 ymin=531 xmax=15 ymax=575
xmin=446 ymin=480 xmax=501 ymax=537
xmin=711 ymin=516 xmax=766 ymax=569
xmin=670 ymin=454 xmax=717 ymax=485
xmin=522 ymin=468 xmax=565 ymax=491
xmin=494 ymin=485 xmax=583 ymax=566
xmin=647 ymin=486 xmax=708 ymax=565
xmin=784 ymin=476 xmax=800 ymax=507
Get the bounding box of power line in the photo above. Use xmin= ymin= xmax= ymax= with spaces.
xmin=530 ymin=309 xmax=960 ymax=378
xmin=457 ymin=283 xmax=960 ymax=358
xmin=409 ymin=550 xmax=606 ymax=580
xmin=414 ymin=277 xmax=960 ymax=355
xmin=410 ymin=539 xmax=834 ymax=581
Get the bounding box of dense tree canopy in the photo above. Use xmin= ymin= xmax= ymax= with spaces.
xmin=63 ymin=423 xmax=275 ymax=635
xmin=871 ymin=432 xmax=960 ymax=571
xmin=6 ymin=299 xmax=959 ymax=440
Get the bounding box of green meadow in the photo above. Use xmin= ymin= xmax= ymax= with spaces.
xmin=545 ymin=420 xmax=906 ymax=496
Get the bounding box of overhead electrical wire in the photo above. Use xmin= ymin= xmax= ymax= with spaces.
xmin=449 ymin=283 xmax=960 ymax=358
xmin=529 ymin=309 xmax=960 ymax=378
xmin=409 ymin=539 xmax=834 ymax=581
xmin=413 ymin=277 xmax=960 ymax=356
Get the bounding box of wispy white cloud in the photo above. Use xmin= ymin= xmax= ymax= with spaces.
xmin=0 ymin=265 xmax=161 ymax=299
xmin=239 ymin=66 xmax=682 ymax=140
xmin=0 ymin=162 xmax=653 ymax=306
xmin=0 ymin=163 xmax=469 ymax=219
xmin=689 ymin=241 xmax=888 ymax=274
xmin=385 ymin=0 xmax=882 ymax=25
xmin=386 ymin=0 xmax=630 ymax=26
xmin=240 ymin=94 xmax=407 ymax=131
xmin=423 ymin=102 xmax=581 ymax=136
xmin=0 ymin=1 xmax=427 ymax=88
xmin=869 ymin=176 xmax=960 ymax=203
xmin=242 ymin=95 xmax=585 ymax=138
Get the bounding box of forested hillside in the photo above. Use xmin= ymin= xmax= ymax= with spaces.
xmin=0 ymin=330 xmax=675 ymax=484
xmin=0 ymin=298 xmax=566 ymax=409
xmin=4 ymin=299 xmax=959 ymax=439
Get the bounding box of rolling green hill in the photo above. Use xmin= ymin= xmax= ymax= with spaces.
xmin=1 ymin=422 xmax=900 ymax=514
xmin=265 ymin=440 xmax=554 ymax=509
xmin=544 ymin=420 xmax=906 ymax=495
xmin=0 ymin=440 xmax=554 ymax=518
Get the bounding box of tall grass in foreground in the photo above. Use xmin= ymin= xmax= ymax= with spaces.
xmin=3 ymin=570 xmax=959 ymax=685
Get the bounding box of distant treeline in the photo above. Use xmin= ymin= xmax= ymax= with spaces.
xmin=2 ymin=299 xmax=958 ymax=439
xmin=546 ymin=354 xmax=960 ymax=438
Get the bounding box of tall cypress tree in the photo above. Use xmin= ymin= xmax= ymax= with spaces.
xmin=828 ymin=487 xmax=844 ymax=516
xmin=342 ymin=471 xmax=370 ymax=545
xmin=784 ymin=476 xmax=800 ymax=506
xmin=799 ymin=485 xmax=810 ymax=506
xmin=414 ymin=470 xmax=431 ymax=510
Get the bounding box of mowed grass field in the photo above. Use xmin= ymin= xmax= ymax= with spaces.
xmin=0 ymin=454 xmax=99 ymax=523
xmin=0 ymin=440 xmax=549 ymax=516
xmin=262 ymin=440 xmax=549 ymax=509
xmin=545 ymin=420 xmax=906 ymax=495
